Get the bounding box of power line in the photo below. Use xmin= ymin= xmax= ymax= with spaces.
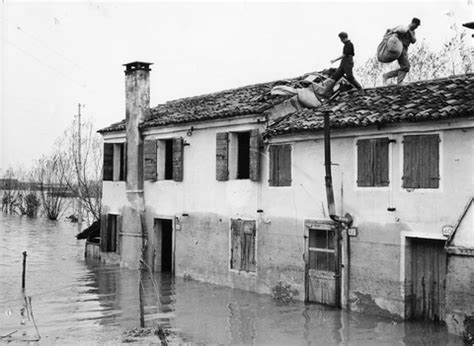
xmin=3 ymin=38 xmax=86 ymax=88
xmin=1 ymin=17 xmax=84 ymax=71
xmin=14 ymin=24 xmax=84 ymax=71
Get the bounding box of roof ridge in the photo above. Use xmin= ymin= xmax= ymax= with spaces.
xmin=360 ymin=73 xmax=474 ymax=92
xmin=151 ymin=71 xmax=322 ymax=108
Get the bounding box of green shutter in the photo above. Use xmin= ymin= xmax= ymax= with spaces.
xmin=143 ymin=140 xmax=157 ymax=181
xmin=103 ymin=143 xmax=114 ymax=181
xmin=173 ymin=137 xmax=184 ymax=182
xmin=216 ymin=132 xmax=229 ymax=181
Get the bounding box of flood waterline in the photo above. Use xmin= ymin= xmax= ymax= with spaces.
xmin=0 ymin=212 xmax=462 ymax=344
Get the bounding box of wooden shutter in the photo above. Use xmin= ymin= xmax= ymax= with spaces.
xmin=243 ymin=220 xmax=256 ymax=272
xmin=374 ymin=138 xmax=389 ymax=187
xmin=100 ymin=214 xmax=108 ymax=252
xmin=103 ymin=143 xmax=114 ymax=181
xmin=216 ymin=132 xmax=229 ymax=181
xmin=144 ymin=140 xmax=157 ymax=181
xmin=421 ymin=134 xmax=440 ymax=188
xmin=231 ymin=219 xmax=242 ymax=270
xmin=116 ymin=215 xmax=122 ymax=255
xmin=249 ymin=129 xmax=260 ymax=182
xmin=108 ymin=214 xmax=116 ymax=252
xmin=357 ymin=139 xmax=374 ymax=187
xmin=279 ymin=144 xmax=292 ymax=186
xmin=403 ymin=136 xmax=420 ymax=188
xmin=268 ymin=146 xmax=279 ymax=186
xmin=173 ymin=137 xmax=184 ymax=182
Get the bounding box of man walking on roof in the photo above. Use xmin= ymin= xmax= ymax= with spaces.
xmin=383 ymin=17 xmax=421 ymax=85
xmin=324 ymin=32 xmax=363 ymax=97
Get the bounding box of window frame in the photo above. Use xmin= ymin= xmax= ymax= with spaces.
xmin=308 ymin=228 xmax=336 ymax=273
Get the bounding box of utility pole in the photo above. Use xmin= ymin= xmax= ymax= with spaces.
xmin=77 ymin=103 xmax=83 ymax=234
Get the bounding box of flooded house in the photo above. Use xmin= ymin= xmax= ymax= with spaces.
xmin=98 ymin=62 xmax=473 ymax=335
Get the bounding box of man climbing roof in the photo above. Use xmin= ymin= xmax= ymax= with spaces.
xmin=324 ymin=32 xmax=363 ymax=97
xmin=383 ymin=17 xmax=421 ymax=85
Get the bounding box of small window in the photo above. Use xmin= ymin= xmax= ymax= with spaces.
xmin=146 ymin=138 xmax=183 ymax=182
xmin=357 ymin=138 xmax=389 ymax=187
xmin=230 ymin=219 xmax=256 ymax=272
xmin=269 ymin=144 xmax=292 ymax=186
xmin=103 ymin=143 xmax=126 ymax=182
xmin=101 ymin=214 xmax=120 ymax=252
xmin=236 ymin=132 xmax=250 ymax=179
xmin=164 ymin=139 xmax=173 ymax=180
xmin=308 ymin=229 xmax=336 ymax=272
xmin=403 ymin=134 xmax=440 ymax=189
xmin=216 ymin=130 xmax=260 ymax=182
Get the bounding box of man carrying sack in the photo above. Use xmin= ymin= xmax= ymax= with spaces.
xmin=382 ymin=18 xmax=421 ymax=85
xmin=324 ymin=32 xmax=363 ymax=97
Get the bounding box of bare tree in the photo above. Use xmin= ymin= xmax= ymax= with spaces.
xmin=58 ymin=118 xmax=103 ymax=223
xmin=1 ymin=166 xmax=39 ymax=217
xmin=34 ymin=153 xmax=68 ymax=221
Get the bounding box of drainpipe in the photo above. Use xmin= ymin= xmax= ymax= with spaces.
xmin=323 ymin=109 xmax=353 ymax=226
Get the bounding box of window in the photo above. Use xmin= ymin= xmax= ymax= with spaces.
xmin=216 ymin=129 xmax=260 ymax=181
xmin=269 ymin=144 xmax=292 ymax=186
xmin=402 ymin=134 xmax=440 ymax=189
xmin=230 ymin=219 xmax=256 ymax=272
xmin=308 ymin=229 xmax=336 ymax=272
xmin=100 ymin=214 xmax=121 ymax=252
xmin=236 ymin=132 xmax=250 ymax=179
xmin=143 ymin=137 xmax=183 ymax=182
xmin=103 ymin=143 xmax=126 ymax=181
xmin=357 ymin=138 xmax=389 ymax=187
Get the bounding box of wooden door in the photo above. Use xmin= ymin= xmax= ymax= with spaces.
xmin=410 ymin=238 xmax=446 ymax=321
xmin=305 ymin=221 xmax=340 ymax=306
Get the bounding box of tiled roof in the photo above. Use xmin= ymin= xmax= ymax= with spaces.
xmin=98 ymin=71 xmax=335 ymax=133
xmin=265 ymin=74 xmax=474 ymax=137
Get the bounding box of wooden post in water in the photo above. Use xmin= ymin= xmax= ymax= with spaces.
xmin=22 ymin=251 xmax=27 ymax=290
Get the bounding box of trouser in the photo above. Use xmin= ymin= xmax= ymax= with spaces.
xmin=383 ymin=47 xmax=410 ymax=84
xmin=325 ymin=58 xmax=362 ymax=95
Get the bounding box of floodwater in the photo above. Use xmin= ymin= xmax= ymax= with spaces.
xmin=0 ymin=212 xmax=463 ymax=345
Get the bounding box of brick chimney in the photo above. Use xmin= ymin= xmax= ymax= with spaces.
xmin=124 ymin=61 xmax=152 ymax=191
xmin=121 ymin=61 xmax=152 ymax=269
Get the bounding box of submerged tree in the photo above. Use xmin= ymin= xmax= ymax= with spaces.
xmin=34 ymin=153 xmax=68 ymax=221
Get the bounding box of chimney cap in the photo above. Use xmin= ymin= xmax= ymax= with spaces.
xmin=123 ymin=61 xmax=153 ymax=74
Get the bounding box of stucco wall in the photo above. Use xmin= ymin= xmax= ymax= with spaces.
xmin=445 ymin=254 xmax=474 ymax=336
xmin=101 ymin=118 xmax=474 ymax=320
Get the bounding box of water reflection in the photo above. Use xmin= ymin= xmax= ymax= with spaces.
xmin=0 ymin=213 xmax=463 ymax=344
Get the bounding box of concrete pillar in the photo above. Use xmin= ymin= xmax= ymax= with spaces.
xmin=121 ymin=61 xmax=152 ymax=269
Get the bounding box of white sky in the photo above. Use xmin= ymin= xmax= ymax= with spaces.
xmin=0 ymin=0 xmax=472 ymax=172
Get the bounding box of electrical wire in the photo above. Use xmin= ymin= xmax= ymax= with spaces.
xmin=3 ymin=38 xmax=86 ymax=88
